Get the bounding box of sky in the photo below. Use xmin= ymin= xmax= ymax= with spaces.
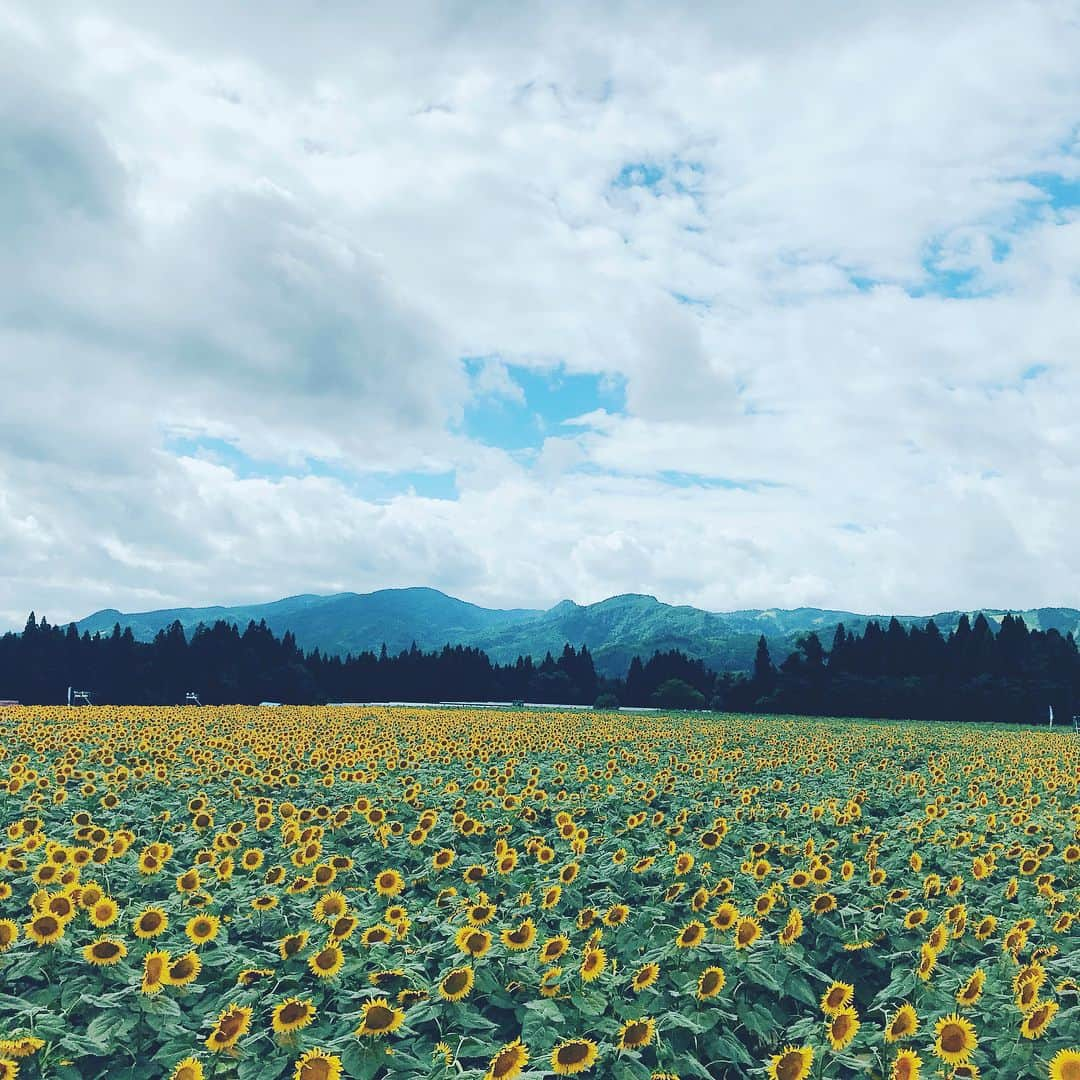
xmin=2 ymin=1 xmax=1080 ymax=630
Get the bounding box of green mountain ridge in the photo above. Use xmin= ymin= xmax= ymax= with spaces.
xmin=75 ymin=590 xmax=1080 ymax=678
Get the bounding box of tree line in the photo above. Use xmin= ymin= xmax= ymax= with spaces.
xmin=1 ymin=611 xmax=1077 ymax=723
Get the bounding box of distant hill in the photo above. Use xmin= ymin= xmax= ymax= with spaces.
xmin=75 ymin=590 xmax=1080 ymax=677
xmin=77 ymin=588 xmax=540 ymax=659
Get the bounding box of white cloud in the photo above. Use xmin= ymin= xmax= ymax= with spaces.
xmin=1 ymin=0 xmax=1079 ymax=629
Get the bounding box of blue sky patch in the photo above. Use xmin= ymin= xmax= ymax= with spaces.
xmin=165 ymin=435 xmax=457 ymax=500
xmin=611 ymin=158 xmax=705 ymax=201
xmin=655 ymin=470 xmax=783 ymax=492
xmin=1028 ymin=171 xmax=1080 ymax=210
xmin=462 ymin=360 xmax=626 ymax=452
xmin=614 ymin=161 xmax=666 ymax=189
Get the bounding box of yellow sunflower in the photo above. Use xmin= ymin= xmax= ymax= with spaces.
xmin=205 ymin=1004 xmax=252 ymax=1052
xmin=550 ymin=1038 xmax=599 ymax=1075
xmin=890 ymin=1049 xmax=922 ymax=1080
xmin=617 ymin=1018 xmax=656 ymax=1051
xmin=374 ymin=869 xmax=405 ymax=897
xmin=454 ymin=926 xmax=492 ymax=958
xmin=308 ymin=944 xmax=345 ymax=980
xmin=779 ymin=908 xmax=804 ymax=945
xmin=484 ymin=1039 xmax=528 ymax=1080
xmin=632 ymin=962 xmax=660 ymax=992
xmin=168 ymin=951 xmax=202 ymax=987
xmin=957 ymin=970 xmax=985 ymax=1008
xmin=826 ymin=1008 xmax=860 ymax=1052
xmin=278 ymin=930 xmax=310 ymax=960
xmin=185 ymin=913 xmax=220 ymax=947
xmin=169 ymin=1058 xmax=204 ymax=1080
xmin=133 ymin=906 xmax=169 ymax=939
xmin=354 ymin=998 xmax=406 ymax=1038
xmin=580 ymin=946 xmax=607 ymax=982
xmin=83 ymin=937 xmax=127 ymax=966
xmin=767 ymin=1044 xmax=813 ymax=1080
xmin=933 ymin=1014 xmax=977 ymax=1065
xmin=88 ymin=897 xmax=119 ymax=928
xmin=0 ymin=920 xmax=18 ymax=952
xmin=885 ymin=1003 xmax=919 ymax=1042
xmin=820 ymin=981 xmax=854 ymax=1016
xmin=294 ymin=1049 xmax=342 ymax=1080
xmin=540 ymin=936 xmax=570 ymax=963
xmin=1020 ymin=1000 xmax=1058 ymax=1039
xmin=361 ymin=924 xmax=394 ymax=946
xmin=0 ymin=1038 xmax=43 ymax=1060
xmin=1048 ymin=1049 xmax=1080 ymax=1080
xmin=271 ymin=997 xmax=317 ymax=1035
xmin=710 ymin=902 xmax=739 ymax=931
xmin=25 ymin=914 xmax=65 ymax=946
xmin=675 ymin=920 xmax=707 ymax=949
xmin=697 ymin=966 xmax=726 ymax=999
xmin=142 ymin=950 xmax=172 ymax=994
xmin=438 ymin=967 xmax=475 ymax=1002
xmin=501 ymin=919 xmax=537 ymax=951
xmin=733 ymin=916 xmax=762 ymax=949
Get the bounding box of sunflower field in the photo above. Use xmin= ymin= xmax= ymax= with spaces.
xmin=0 ymin=706 xmax=1078 ymax=1080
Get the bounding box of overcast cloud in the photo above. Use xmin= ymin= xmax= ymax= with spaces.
xmin=2 ymin=0 xmax=1079 ymax=628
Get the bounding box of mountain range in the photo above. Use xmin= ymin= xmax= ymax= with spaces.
xmin=75 ymin=589 xmax=1080 ymax=677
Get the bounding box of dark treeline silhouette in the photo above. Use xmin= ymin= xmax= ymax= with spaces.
xmin=0 ymin=614 xmax=599 ymax=706
xmin=1 ymin=611 xmax=1077 ymax=723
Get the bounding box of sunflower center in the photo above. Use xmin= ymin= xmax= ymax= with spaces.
xmin=493 ymin=1048 xmax=523 ymax=1077
xmin=365 ymin=1005 xmax=394 ymax=1030
xmin=940 ymin=1025 xmax=965 ymax=1053
xmin=300 ymin=1061 xmax=331 ymax=1080
xmin=557 ymin=1043 xmax=589 ymax=1065
xmin=623 ymin=1023 xmax=649 ymax=1046
xmin=1060 ymin=1059 xmax=1080 ymax=1080
xmin=94 ymin=941 xmax=121 ymax=959
xmin=219 ymin=1011 xmax=245 ymax=1038
xmin=776 ymin=1051 xmax=806 ymax=1080
xmin=280 ymin=1001 xmax=308 ymax=1024
xmin=701 ymin=972 xmax=720 ymax=994
xmin=443 ymin=971 xmax=469 ymax=994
